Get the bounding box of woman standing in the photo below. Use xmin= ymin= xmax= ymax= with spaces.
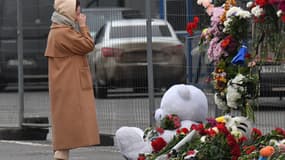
xmin=45 ymin=0 xmax=100 ymax=159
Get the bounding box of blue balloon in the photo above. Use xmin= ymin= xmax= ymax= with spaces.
xmin=231 ymin=44 xmax=248 ymax=65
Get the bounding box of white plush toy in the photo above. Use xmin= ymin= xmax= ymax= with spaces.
xmin=115 ymin=84 xmax=209 ymax=160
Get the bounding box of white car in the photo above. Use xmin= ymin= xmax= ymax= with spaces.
xmin=88 ymin=19 xmax=186 ymax=98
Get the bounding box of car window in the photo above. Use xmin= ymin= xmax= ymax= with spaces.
xmin=94 ymin=25 xmax=106 ymax=44
xmin=110 ymin=25 xmax=172 ymax=38
xmin=121 ymin=10 xmax=143 ymax=19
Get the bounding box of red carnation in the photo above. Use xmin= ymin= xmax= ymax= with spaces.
xmin=151 ymin=137 xmax=167 ymax=152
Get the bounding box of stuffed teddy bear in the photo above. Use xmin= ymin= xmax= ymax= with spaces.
xmin=115 ymin=84 xmax=209 ymax=160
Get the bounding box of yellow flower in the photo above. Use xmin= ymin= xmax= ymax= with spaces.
xmin=216 ymin=116 xmax=225 ymax=123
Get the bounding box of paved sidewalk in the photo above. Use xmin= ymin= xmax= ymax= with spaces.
xmin=0 ymin=140 xmax=125 ymax=160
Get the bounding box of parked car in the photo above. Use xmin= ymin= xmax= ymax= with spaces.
xmin=88 ymin=19 xmax=187 ymax=98
xmin=83 ymin=7 xmax=142 ymax=38
xmin=0 ymin=0 xmax=52 ymax=91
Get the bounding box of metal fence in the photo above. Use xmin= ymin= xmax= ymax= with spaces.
xmin=0 ymin=0 xmax=284 ymax=137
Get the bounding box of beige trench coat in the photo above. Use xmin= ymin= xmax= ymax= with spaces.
xmin=44 ymin=24 xmax=100 ymax=150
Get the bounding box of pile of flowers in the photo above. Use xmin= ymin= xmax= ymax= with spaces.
xmin=142 ymin=116 xmax=285 ymax=160
xmin=194 ymin=0 xmax=285 ymax=120
xmin=136 ymin=1 xmax=285 ymax=159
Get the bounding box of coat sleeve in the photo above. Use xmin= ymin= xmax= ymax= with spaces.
xmin=59 ymin=26 xmax=95 ymax=56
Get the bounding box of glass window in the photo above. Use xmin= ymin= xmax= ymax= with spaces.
xmin=95 ymin=25 xmax=106 ymax=44
xmin=110 ymin=25 xmax=172 ymax=38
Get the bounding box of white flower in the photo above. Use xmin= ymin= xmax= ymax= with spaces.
xmin=269 ymin=139 xmax=279 ymax=146
xmin=197 ymin=0 xmax=212 ymax=7
xmin=232 ymin=73 xmax=245 ymax=85
xmin=184 ymin=150 xmax=198 ymax=160
xmin=200 ymin=136 xmax=207 ymax=142
xmin=214 ymin=93 xmax=228 ymax=110
xmin=212 ymin=127 xmax=219 ymax=134
xmin=231 ymin=130 xmax=243 ymax=139
xmin=251 ymin=5 xmax=264 ymax=17
xmin=277 ymin=10 xmax=283 ymax=17
xmin=226 ymin=7 xmax=241 ymax=18
xmin=246 ymin=2 xmax=253 ymax=8
xmin=237 ymin=10 xmax=251 ymax=19
xmin=197 ymin=0 xmax=203 ymax=5
xmin=226 ymin=7 xmax=251 ymax=19
xmin=223 ymin=18 xmax=232 ymax=28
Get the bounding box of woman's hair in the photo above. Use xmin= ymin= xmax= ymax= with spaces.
xmin=76 ymin=0 xmax=80 ymax=8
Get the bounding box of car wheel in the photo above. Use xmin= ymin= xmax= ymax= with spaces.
xmin=94 ymin=83 xmax=107 ymax=99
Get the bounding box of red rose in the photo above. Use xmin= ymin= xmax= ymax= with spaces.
xmin=238 ymin=136 xmax=248 ymax=143
xmin=282 ymin=15 xmax=285 ymax=23
xmin=221 ymin=38 xmax=231 ymax=49
xmin=217 ymin=123 xmax=229 ymax=135
xmin=151 ymin=137 xmax=167 ymax=152
xmin=193 ymin=16 xmax=199 ymax=24
xmin=255 ymin=0 xmax=268 ymax=7
xmin=245 ymin=53 xmax=251 ymax=59
xmin=177 ymin=128 xmax=190 ymax=135
xmin=230 ymin=145 xmax=241 ymax=157
xmin=206 ymin=128 xmax=217 ymax=137
xmin=191 ymin=123 xmax=206 ymax=135
xmin=243 ymin=145 xmax=256 ymax=154
xmin=187 ymin=150 xmax=196 ymax=155
xmin=275 ymin=127 xmax=285 ymax=137
xmin=173 ymin=116 xmax=181 ymax=129
xmin=137 ymin=154 xmax=146 ymax=160
xmin=227 ymin=134 xmax=237 ymax=146
xmin=251 ymin=128 xmax=262 ymax=139
xmin=156 ymin=127 xmax=164 ymax=134
xmin=186 ymin=16 xmax=199 ymax=36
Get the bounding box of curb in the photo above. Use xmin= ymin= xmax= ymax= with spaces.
xmin=98 ymin=134 xmax=114 ymax=146
xmin=0 ymin=127 xmax=49 ymax=140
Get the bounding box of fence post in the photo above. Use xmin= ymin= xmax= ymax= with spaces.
xmin=146 ymin=0 xmax=155 ymax=127
xmin=17 ymin=0 xmax=24 ymax=128
xmin=186 ymin=0 xmax=193 ymax=83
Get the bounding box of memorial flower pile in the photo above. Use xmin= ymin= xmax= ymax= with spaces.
xmin=144 ymin=116 xmax=285 ymax=160
xmin=196 ymin=0 xmax=262 ymax=120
